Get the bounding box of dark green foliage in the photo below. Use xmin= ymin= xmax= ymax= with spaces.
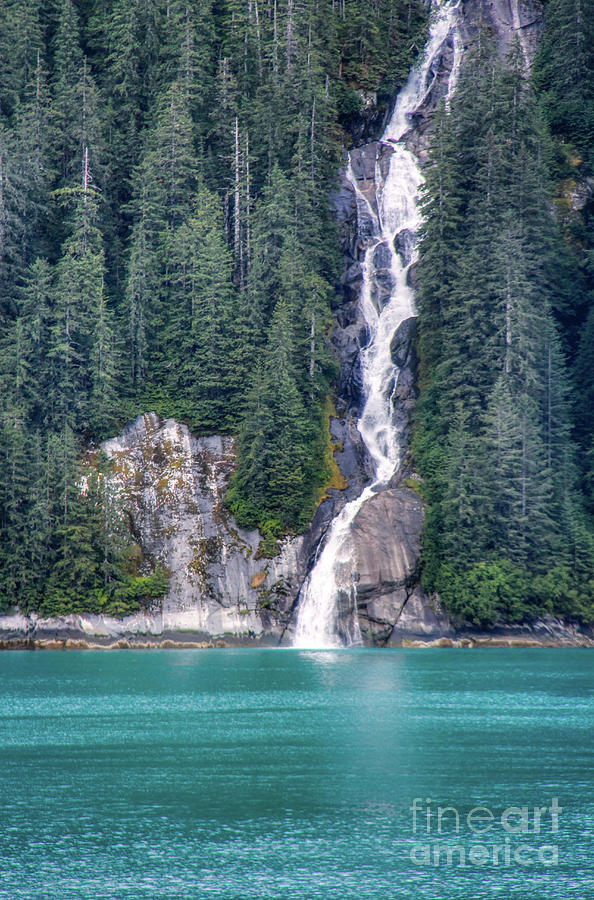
xmin=227 ymin=300 xmax=325 ymax=532
xmin=440 ymin=561 xmax=594 ymax=628
xmin=532 ymin=0 xmax=594 ymax=156
xmin=415 ymin=40 xmax=594 ymax=626
xmin=162 ymin=183 xmax=244 ymax=431
xmin=41 ymin=460 xmax=170 ymax=618
xmin=533 ymin=1 xmax=594 ymax=525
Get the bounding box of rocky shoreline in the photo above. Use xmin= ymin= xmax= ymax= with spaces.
xmin=0 ymin=615 xmax=591 ymax=650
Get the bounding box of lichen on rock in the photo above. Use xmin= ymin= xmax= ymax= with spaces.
xmin=98 ymin=413 xmax=305 ymax=640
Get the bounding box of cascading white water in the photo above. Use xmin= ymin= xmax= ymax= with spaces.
xmin=293 ymin=0 xmax=463 ymax=649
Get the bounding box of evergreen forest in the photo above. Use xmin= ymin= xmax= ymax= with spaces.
xmin=416 ymin=0 xmax=594 ymax=625
xmin=0 ymin=0 xmax=427 ymax=616
xmin=1 ymin=0 xmax=594 ymax=628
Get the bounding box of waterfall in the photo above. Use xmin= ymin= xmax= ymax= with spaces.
xmin=293 ymin=0 xmax=463 ymax=649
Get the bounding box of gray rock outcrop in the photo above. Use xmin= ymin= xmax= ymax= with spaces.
xmin=348 ymin=487 xmax=453 ymax=644
xmin=463 ymin=0 xmax=543 ymax=66
xmin=98 ymin=412 xmax=305 ymax=641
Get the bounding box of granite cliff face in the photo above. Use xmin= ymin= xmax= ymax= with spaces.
xmin=465 ymin=0 xmax=542 ymax=65
xmin=99 ymin=414 xmax=304 ymax=641
xmin=349 ymin=487 xmax=453 ymax=645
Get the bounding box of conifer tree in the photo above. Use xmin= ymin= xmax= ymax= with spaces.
xmin=165 ymin=179 xmax=243 ymax=430
xmin=125 ymin=81 xmax=199 ymax=394
xmin=50 ymin=1 xmax=104 ymax=193
xmin=533 ymin=0 xmax=594 ymax=149
xmin=0 ymin=0 xmax=44 ymax=116
xmin=228 ymin=298 xmax=320 ymax=532
xmin=49 ymin=172 xmax=115 ymax=435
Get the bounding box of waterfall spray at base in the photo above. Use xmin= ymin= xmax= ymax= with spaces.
xmin=293 ymin=1 xmax=462 ymax=649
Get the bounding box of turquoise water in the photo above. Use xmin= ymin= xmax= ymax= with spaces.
xmin=0 ymin=649 xmax=592 ymax=899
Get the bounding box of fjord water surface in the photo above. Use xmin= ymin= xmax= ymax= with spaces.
xmin=0 ymin=649 xmax=592 ymax=899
